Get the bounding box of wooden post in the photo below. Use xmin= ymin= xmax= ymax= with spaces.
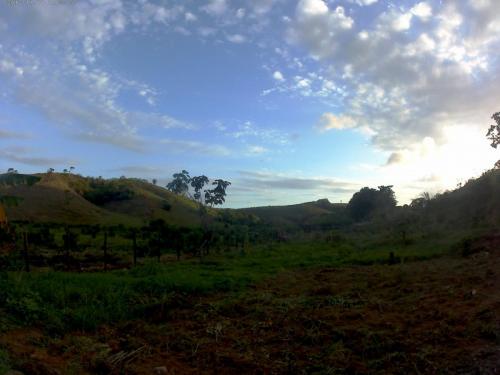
xmin=103 ymin=230 xmax=108 ymax=271
xmin=23 ymin=231 xmax=30 ymax=272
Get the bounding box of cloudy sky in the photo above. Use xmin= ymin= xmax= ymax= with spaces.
xmin=0 ymin=0 xmax=499 ymax=207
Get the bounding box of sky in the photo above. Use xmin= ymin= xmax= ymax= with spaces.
xmin=0 ymin=0 xmax=499 ymax=208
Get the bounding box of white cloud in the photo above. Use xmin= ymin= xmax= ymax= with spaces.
xmin=411 ymin=2 xmax=432 ymax=20
xmin=317 ymin=113 xmax=356 ymax=131
xmin=273 ymin=70 xmax=285 ymax=81
xmin=287 ymin=0 xmax=500 ymax=153
xmin=201 ymin=0 xmax=228 ymax=16
xmin=185 ymin=12 xmax=197 ymax=22
xmin=227 ymin=121 xmax=292 ymax=145
xmin=250 ymin=0 xmax=277 ymax=15
xmin=392 ymin=12 xmax=413 ymax=31
xmin=236 ymin=8 xmax=246 ymax=18
xmin=0 ymin=59 xmax=23 ymax=77
xmin=247 ymin=145 xmax=268 ymax=155
xmin=0 ymin=1 xmax=208 ymax=151
xmin=226 ymin=34 xmax=246 ymax=43
xmin=198 ymin=27 xmax=216 ymax=37
xmin=297 ymin=0 xmax=329 ymax=17
xmin=354 ymin=0 xmax=378 ymax=5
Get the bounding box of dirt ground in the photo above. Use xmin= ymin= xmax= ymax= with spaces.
xmin=2 ymin=249 xmax=499 ymax=374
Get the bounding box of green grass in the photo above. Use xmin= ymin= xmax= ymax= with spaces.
xmin=0 ymin=347 xmax=11 ymax=374
xmin=0 ymin=239 xmax=454 ymax=334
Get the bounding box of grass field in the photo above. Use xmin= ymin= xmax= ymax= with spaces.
xmin=2 ymin=234 xmax=498 ymax=374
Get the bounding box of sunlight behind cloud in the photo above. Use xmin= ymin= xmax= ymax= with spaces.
xmin=381 ymin=126 xmax=498 ymax=203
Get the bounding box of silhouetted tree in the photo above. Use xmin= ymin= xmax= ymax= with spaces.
xmin=487 ymin=112 xmax=500 ymax=148
xmin=487 ymin=112 xmax=500 ymax=169
xmin=205 ymin=179 xmax=231 ymax=207
xmin=410 ymin=192 xmax=432 ymax=210
xmin=166 ymin=170 xmax=190 ymax=195
xmin=347 ymin=185 xmax=397 ymax=221
xmin=190 ymin=175 xmax=210 ymax=203
xmin=152 ymin=178 xmax=157 ymax=185
xmin=166 ymin=170 xmax=231 ymax=258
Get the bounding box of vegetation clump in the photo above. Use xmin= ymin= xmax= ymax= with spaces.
xmin=83 ymin=180 xmax=135 ymax=206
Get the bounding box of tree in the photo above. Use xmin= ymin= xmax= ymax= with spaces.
xmin=410 ymin=192 xmax=432 ymax=210
xmin=47 ymin=168 xmax=55 ymax=174
xmin=190 ymin=175 xmax=209 ymax=202
xmin=166 ymin=170 xmax=190 ymax=195
xmin=7 ymin=168 xmax=17 ymax=174
xmin=205 ymin=179 xmax=231 ymax=207
xmin=152 ymin=178 xmax=157 ymax=185
xmin=377 ymin=185 xmax=397 ymax=205
xmin=487 ymin=112 xmax=500 ymax=169
xmin=347 ymin=185 xmax=397 ymax=221
xmin=487 ymin=112 xmax=500 ymax=148
xmin=167 ymin=170 xmax=231 ymax=258
xmin=69 ymin=166 xmax=75 ymax=174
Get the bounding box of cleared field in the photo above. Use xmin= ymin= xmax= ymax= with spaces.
xmin=1 ymin=239 xmax=498 ymax=374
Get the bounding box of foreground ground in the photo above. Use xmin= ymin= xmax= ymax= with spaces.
xmin=1 ymin=242 xmax=499 ymax=374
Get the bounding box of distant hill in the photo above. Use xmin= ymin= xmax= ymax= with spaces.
xmin=0 ymin=169 xmax=498 ymax=233
xmin=419 ymin=169 xmax=500 ymax=231
xmin=237 ymin=199 xmax=350 ymax=231
xmin=0 ymin=172 xmax=201 ymax=226
xmin=0 ymin=172 xmax=351 ymax=230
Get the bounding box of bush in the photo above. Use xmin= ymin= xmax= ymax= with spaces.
xmin=83 ymin=182 xmax=134 ymax=206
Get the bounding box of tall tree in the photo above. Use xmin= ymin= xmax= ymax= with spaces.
xmin=205 ymin=179 xmax=231 ymax=207
xmin=486 ymin=112 xmax=500 ymax=148
xmin=347 ymin=185 xmax=397 ymax=221
xmin=166 ymin=170 xmax=190 ymax=195
xmin=190 ymin=175 xmax=209 ymax=203
xmin=487 ymin=112 xmax=500 ymax=169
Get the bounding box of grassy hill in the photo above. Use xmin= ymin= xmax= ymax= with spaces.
xmin=0 ymin=169 xmax=498 ymax=234
xmin=0 ymin=173 xmax=201 ymax=226
xmin=237 ymin=198 xmax=350 ymax=231
xmin=0 ymin=172 xmax=352 ymax=231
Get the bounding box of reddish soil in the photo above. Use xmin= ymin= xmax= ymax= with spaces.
xmin=2 ymin=250 xmax=500 ymax=374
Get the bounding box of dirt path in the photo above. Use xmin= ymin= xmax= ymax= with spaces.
xmin=2 ymin=250 xmax=499 ymax=374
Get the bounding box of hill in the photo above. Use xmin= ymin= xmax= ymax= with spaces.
xmin=407 ymin=169 xmax=500 ymax=234
xmin=0 ymin=172 xmax=201 ymax=226
xmin=0 ymin=172 xmax=351 ymax=231
xmin=0 ymin=169 xmax=498 ymax=234
xmin=237 ymin=198 xmax=350 ymax=231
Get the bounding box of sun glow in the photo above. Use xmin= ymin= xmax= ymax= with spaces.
xmin=382 ymin=125 xmax=498 ymax=203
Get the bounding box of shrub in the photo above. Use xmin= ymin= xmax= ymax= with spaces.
xmin=83 ymin=182 xmax=134 ymax=205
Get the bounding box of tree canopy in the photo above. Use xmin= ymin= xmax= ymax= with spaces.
xmin=487 ymin=112 xmax=500 ymax=149
xmin=487 ymin=112 xmax=500 ymax=169
xmin=347 ymin=185 xmax=397 ymax=221
xmin=166 ymin=170 xmax=190 ymax=195
xmin=167 ymin=170 xmax=231 ymax=208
